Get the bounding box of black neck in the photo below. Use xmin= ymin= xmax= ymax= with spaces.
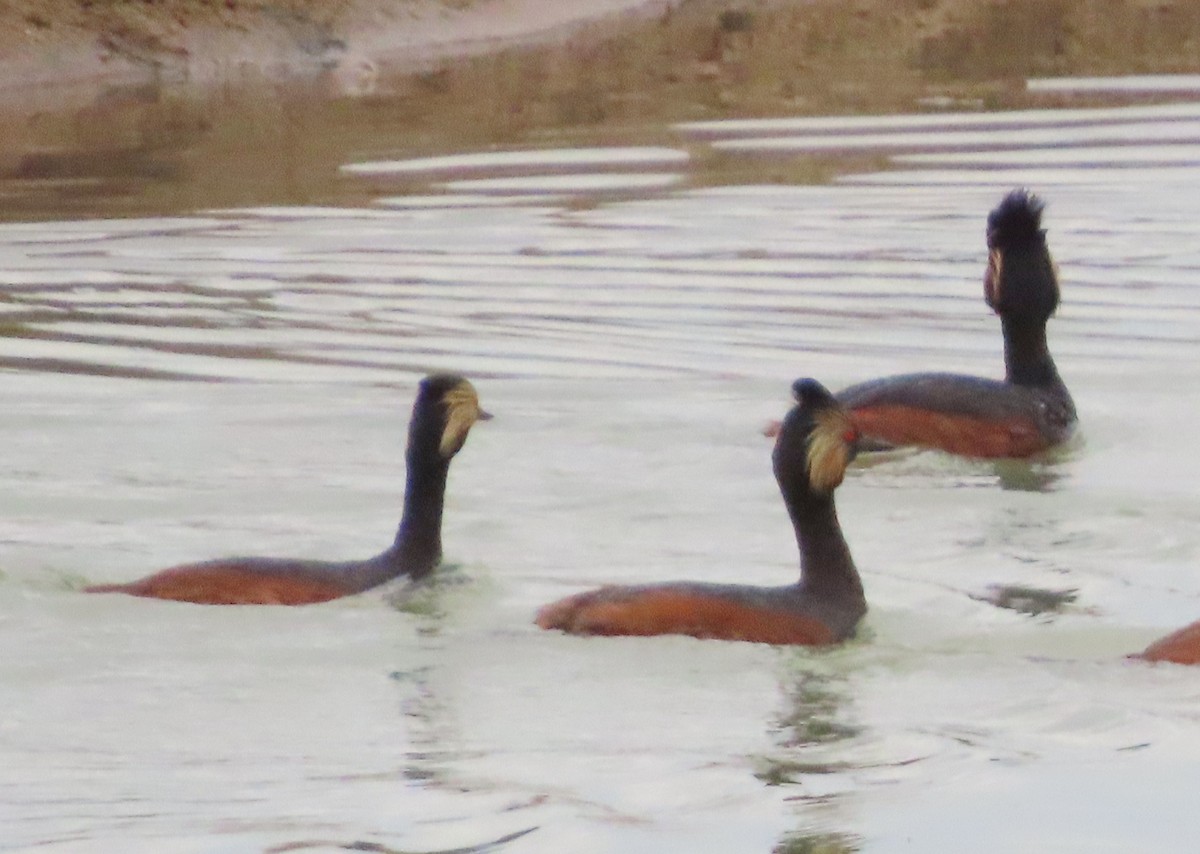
xmin=341 ymin=448 xmax=448 ymax=592
xmin=1001 ymin=315 xmax=1063 ymax=390
xmin=788 ymin=492 xmax=863 ymax=602
xmin=389 ymin=448 xmax=449 ymax=579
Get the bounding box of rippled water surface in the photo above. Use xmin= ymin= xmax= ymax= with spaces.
xmin=6 ymin=78 xmax=1200 ymax=853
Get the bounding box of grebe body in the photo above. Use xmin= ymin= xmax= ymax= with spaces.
xmin=1133 ymin=621 xmax=1200 ymax=666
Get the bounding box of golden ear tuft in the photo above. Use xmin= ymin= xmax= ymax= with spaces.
xmin=439 ymin=380 xmax=483 ymax=458
xmin=988 ymin=248 xmax=1003 ymax=286
xmin=806 ymin=407 xmax=854 ymax=494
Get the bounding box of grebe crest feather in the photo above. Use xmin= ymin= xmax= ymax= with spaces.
xmin=806 ymin=406 xmax=854 ymax=495
xmin=439 ymin=379 xmax=486 ymax=458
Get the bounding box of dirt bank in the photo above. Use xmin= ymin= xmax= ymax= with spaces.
xmin=0 ymin=0 xmax=676 ymax=107
xmin=4 ymin=0 xmax=1200 ymax=117
xmin=2 ymin=0 xmax=1200 ymax=221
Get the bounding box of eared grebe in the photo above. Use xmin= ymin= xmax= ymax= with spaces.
xmin=85 ymin=374 xmax=489 ymax=605
xmin=837 ymin=189 xmax=1076 ymax=458
xmin=536 ymin=378 xmax=866 ymax=645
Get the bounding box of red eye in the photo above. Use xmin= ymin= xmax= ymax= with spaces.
xmin=843 ymin=428 xmax=858 ymax=444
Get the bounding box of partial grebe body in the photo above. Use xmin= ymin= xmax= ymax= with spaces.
xmin=84 ymin=374 xmax=489 ymax=606
xmin=536 ymin=379 xmax=867 ymax=646
xmin=838 ymin=189 xmax=1075 ymax=459
xmin=839 ymin=372 xmax=1073 ymax=459
xmin=1133 ymin=620 xmax=1200 ymax=666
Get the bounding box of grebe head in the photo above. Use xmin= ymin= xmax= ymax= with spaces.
xmin=410 ymin=374 xmax=492 ymax=461
xmin=984 ymin=189 xmax=1060 ymax=321
xmin=773 ymin=378 xmax=857 ymax=499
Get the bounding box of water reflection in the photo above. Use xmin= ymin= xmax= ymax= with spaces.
xmin=992 ymin=459 xmax=1067 ymax=493
xmin=770 ymin=669 xmax=862 ymax=755
xmin=757 ymin=666 xmax=865 ymax=853
xmin=774 ymin=831 xmax=862 ymax=854
xmin=387 ymin=576 xmax=470 ymax=787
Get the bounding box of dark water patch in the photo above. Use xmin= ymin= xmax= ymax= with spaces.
xmin=774 ymin=830 xmax=862 ymax=854
xmin=265 ymin=826 xmax=539 ymax=854
xmin=973 ymin=584 xmax=1080 ymax=617
xmin=0 ymin=354 xmax=223 ymax=382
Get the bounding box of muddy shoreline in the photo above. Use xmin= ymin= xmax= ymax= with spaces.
xmin=7 ymin=1 xmax=1200 ymax=113
xmin=0 ymin=1 xmax=678 ymax=108
xmin=2 ymin=0 xmax=1200 ymax=221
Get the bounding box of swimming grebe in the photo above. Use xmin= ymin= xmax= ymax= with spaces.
xmin=536 ymin=378 xmax=867 ymax=645
xmin=1132 ymin=620 xmax=1200 ymax=665
xmin=84 ymin=374 xmax=489 ymax=605
xmin=836 ymin=189 xmax=1076 ymax=458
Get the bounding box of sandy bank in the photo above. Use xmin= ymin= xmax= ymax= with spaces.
xmin=0 ymin=0 xmax=677 ymax=108
xmin=4 ymin=0 xmax=1200 ymax=221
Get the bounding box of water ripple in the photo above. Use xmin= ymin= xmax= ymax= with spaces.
xmin=3 ymin=98 xmax=1200 ymax=390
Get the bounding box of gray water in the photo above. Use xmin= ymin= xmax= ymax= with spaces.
xmin=5 ymin=81 xmax=1200 ymax=853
